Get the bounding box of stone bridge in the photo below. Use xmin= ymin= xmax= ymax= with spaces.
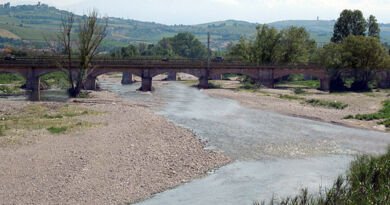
xmin=0 ymin=58 xmax=333 ymax=100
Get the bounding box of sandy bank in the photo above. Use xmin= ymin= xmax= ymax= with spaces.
xmin=202 ymin=80 xmax=389 ymax=132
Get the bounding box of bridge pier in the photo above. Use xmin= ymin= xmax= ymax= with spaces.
xmin=27 ymin=68 xmax=40 ymax=101
xmin=378 ymin=70 xmax=390 ymax=89
xmin=84 ymin=76 xmax=97 ymax=90
xmin=198 ymin=76 xmax=209 ymax=89
xmin=140 ymin=69 xmax=152 ymax=91
xmin=320 ymin=77 xmax=330 ymax=91
xmin=258 ymin=69 xmax=275 ymax=88
xmin=121 ymin=72 xmax=133 ymax=84
xmin=167 ymin=72 xmax=177 ymax=81
xmin=140 ymin=77 xmax=152 ymax=91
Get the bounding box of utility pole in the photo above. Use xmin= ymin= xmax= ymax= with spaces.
xmin=207 ymin=32 xmax=210 ymax=71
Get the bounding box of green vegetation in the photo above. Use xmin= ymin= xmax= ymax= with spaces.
xmin=47 ymin=126 xmax=67 ymax=134
xmin=111 ymin=32 xmax=207 ymax=58
xmin=0 ymin=73 xmax=25 ymax=84
xmin=305 ymin=99 xmax=348 ymax=109
xmin=279 ymin=94 xmax=303 ymax=100
xmin=293 ymin=88 xmax=305 ymax=94
xmin=256 ymin=148 xmax=390 ymax=205
xmin=40 ymin=72 xmax=69 ymax=89
xmin=278 ymin=80 xmax=320 ymax=89
xmin=344 ymin=100 xmax=390 ymax=127
xmin=0 ymin=104 xmax=103 ymax=146
xmin=208 ymin=82 xmax=221 ymax=89
xmin=0 ymin=85 xmax=21 ymax=95
xmin=228 ymin=25 xmax=316 ymax=64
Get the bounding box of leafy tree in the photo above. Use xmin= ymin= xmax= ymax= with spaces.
xmin=168 ymin=33 xmax=206 ymax=58
xmin=368 ymin=15 xmax=380 ymax=39
xmin=274 ymin=26 xmax=316 ymax=64
xmin=250 ymin=25 xmax=281 ymax=64
xmin=342 ymin=35 xmax=389 ymax=90
xmin=331 ymin=9 xmax=367 ymax=43
xmin=228 ymin=36 xmax=250 ymax=61
xmin=319 ymin=35 xmax=390 ymax=91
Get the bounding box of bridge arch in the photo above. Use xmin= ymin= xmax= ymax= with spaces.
xmin=210 ymin=69 xmax=259 ymax=80
xmin=150 ymin=69 xmax=203 ymax=79
xmin=273 ymin=68 xmax=326 ymax=81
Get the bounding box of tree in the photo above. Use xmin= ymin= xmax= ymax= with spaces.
xmin=368 ymin=15 xmax=380 ymax=39
xmin=57 ymin=13 xmax=76 ymax=95
xmin=274 ymin=26 xmax=316 ymax=64
xmin=331 ymin=10 xmax=366 ymax=43
xmin=168 ymin=33 xmax=206 ymax=58
xmin=341 ymin=35 xmax=389 ymax=91
xmin=250 ymin=25 xmax=281 ymax=64
xmin=319 ymin=35 xmax=390 ymax=91
xmin=55 ymin=10 xmax=107 ymax=97
xmin=74 ymin=10 xmax=107 ymax=97
xmin=228 ymin=36 xmax=250 ymax=61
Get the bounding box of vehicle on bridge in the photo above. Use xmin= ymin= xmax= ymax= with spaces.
xmin=212 ymin=57 xmax=224 ymax=62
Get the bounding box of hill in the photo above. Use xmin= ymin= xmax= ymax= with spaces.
xmin=0 ymin=3 xmax=390 ymax=51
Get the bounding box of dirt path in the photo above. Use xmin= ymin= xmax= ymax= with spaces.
xmin=0 ymin=91 xmax=229 ymax=204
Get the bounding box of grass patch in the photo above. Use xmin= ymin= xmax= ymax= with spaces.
xmin=0 ymin=85 xmax=21 ymax=95
xmin=0 ymin=73 xmax=25 ymax=84
xmin=277 ymin=80 xmax=320 ymax=89
xmin=304 ymin=99 xmax=348 ymax=109
xmin=47 ymin=126 xmax=67 ymax=134
xmin=76 ymin=93 xmax=89 ymax=99
xmin=293 ymin=88 xmax=306 ymax=94
xmin=256 ymin=148 xmax=390 ymax=205
xmin=279 ymin=94 xmax=303 ymax=100
xmin=0 ymin=104 xmax=104 ymax=146
xmin=208 ymin=82 xmax=221 ymax=89
xmin=345 ymin=100 xmax=390 ymax=127
xmin=40 ymin=71 xmax=69 ymax=89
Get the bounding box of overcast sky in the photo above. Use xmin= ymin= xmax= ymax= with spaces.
xmin=5 ymin=0 xmax=390 ymax=25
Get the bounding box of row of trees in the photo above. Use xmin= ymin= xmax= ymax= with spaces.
xmin=228 ymin=25 xmax=316 ymax=65
xmin=111 ymin=33 xmax=207 ymax=58
xmin=227 ymin=9 xmax=389 ymax=92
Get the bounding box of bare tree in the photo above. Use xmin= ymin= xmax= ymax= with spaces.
xmin=72 ymin=10 xmax=107 ymax=97
xmin=51 ymin=10 xmax=107 ymax=97
xmin=57 ymin=12 xmax=76 ymax=94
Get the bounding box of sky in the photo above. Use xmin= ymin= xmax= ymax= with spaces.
xmin=4 ymin=0 xmax=390 ymax=25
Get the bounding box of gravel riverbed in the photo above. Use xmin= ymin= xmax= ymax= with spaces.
xmin=0 ymin=91 xmax=230 ymax=204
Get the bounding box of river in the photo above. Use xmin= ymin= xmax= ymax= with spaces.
xmin=98 ymin=80 xmax=390 ymax=205
xmin=2 ymin=81 xmax=389 ymax=204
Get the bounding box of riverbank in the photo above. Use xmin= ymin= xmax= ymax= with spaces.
xmin=0 ymin=91 xmax=230 ymax=204
xmin=202 ymin=80 xmax=390 ymax=132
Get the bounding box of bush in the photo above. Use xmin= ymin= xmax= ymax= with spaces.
xmin=305 ymin=99 xmax=348 ymax=109
xmin=293 ymin=88 xmax=305 ymax=94
xmin=345 ymin=100 xmax=390 ymax=127
xmin=47 ymin=126 xmax=67 ymax=134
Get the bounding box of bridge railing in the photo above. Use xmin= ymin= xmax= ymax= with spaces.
xmin=0 ymin=56 xmax=322 ymax=69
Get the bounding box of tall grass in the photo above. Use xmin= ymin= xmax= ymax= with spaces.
xmin=256 ymin=148 xmax=390 ymax=205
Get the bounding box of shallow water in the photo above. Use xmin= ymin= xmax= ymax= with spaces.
xmin=0 ymin=89 xmax=69 ymax=102
xmin=99 ymin=81 xmax=390 ymax=204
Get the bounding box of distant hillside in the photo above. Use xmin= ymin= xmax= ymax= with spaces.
xmin=0 ymin=3 xmax=390 ymax=51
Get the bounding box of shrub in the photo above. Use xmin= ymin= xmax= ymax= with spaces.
xmin=279 ymin=94 xmax=303 ymax=100
xmin=257 ymin=148 xmax=390 ymax=205
xmin=305 ymin=99 xmax=348 ymax=109
xmin=47 ymin=126 xmax=67 ymax=134
xmin=294 ymin=88 xmax=305 ymax=94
